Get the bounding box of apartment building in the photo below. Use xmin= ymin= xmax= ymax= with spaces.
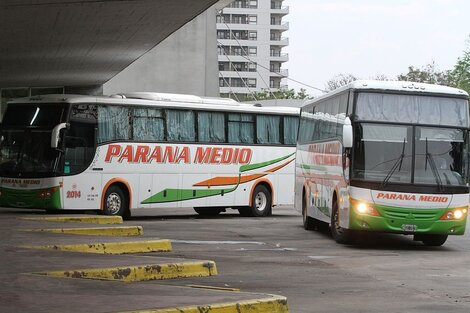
xmin=217 ymin=0 xmax=289 ymax=100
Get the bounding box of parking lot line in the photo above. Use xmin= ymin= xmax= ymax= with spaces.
xmin=116 ymin=295 xmax=289 ymax=313
xmin=31 ymin=261 xmax=218 ymax=282
xmin=23 ymin=239 xmax=172 ymax=254
xmin=22 ymin=215 xmax=123 ymax=224
xmin=19 ymin=226 xmax=144 ymax=236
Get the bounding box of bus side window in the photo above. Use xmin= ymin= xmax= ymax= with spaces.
xmin=256 ymin=115 xmax=281 ymax=144
xmin=133 ymin=108 xmax=165 ymax=141
xmin=97 ymin=105 xmax=130 ymax=143
xmin=166 ymin=109 xmax=195 ymax=142
xmin=283 ymin=116 xmax=299 ymax=145
xmin=228 ymin=113 xmax=254 ymax=144
xmin=197 ymin=111 xmax=225 ymax=143
xmin=336 ymin=93 xmax=349 ymax=138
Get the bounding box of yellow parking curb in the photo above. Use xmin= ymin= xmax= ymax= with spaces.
xmin=118 ymin=295 xmax=289 ymax=313
xmin=23 ymin=239 xmax=172 ymax=254
xmin=33 ymin=261 xmax=217 ymax=282
xmin=22 ymin=215 xmax=123 ymax=224
xmin=20 ymin=226 xmax=143 ymax=236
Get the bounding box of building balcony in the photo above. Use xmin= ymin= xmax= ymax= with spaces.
xmin=220 ymin=71 xmax=258 ymax=78
xmin=223 ymin=7 xmax=257 ymax=14
xmin=217 ymin=38 xmax=258 ymax=46
xmin=218 ymin=54 xmax=252 ymax=62
xmin=270 ymin=5 xmax=289 ymax=15
xmin=216 ymin=24 xmax=259 ymax=32
xmin=269 ymin=52 xmax=289 ymax=62
xmin=270 ymin=21 xmax=289 ymax=31
xmin=271 ymin=69 xmax=289 ymax=77
xmin=220 ymin=86 xmax=260 ymax=94
xmin=269 ymin=36 xmax=289 ymax=46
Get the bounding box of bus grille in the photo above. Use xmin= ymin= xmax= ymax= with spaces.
xmin=381 ymin=208 xmax=439 ymax=221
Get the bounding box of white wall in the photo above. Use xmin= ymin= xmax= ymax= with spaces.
xmin=103 ymin=6 xmax=224 ymax=97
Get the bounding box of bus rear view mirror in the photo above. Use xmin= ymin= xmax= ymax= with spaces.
xmin=343 ymin=117 xmax=353 ymax=148
xmin=51 ymin=123 xmax=69 ymax=149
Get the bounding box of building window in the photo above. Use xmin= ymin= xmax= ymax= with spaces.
xmin=246 ymin=78 xmax=257 ymax=88
xmin=248 ymin=47 xmax=257 ymax=56
xmin=248 ymin=31 xmax=257 ymax=40
xmin=248 ymin=16 xmax=257 ymax=24
xmin=233 ymin=47 xmax=242 ymax=55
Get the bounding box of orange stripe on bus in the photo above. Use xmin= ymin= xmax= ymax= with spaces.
xmin=101 ymin=178 xmax=132 ymax=211
xmin=249 ymin=178 xmax=275 ymax=207
xmin=193 ymin=159 xmax=294 ymax=187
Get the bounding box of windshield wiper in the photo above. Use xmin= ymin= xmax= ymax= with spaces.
xmin=380 ymin=138 xmax=406 ymax=188
xmin=425 ymin=138 xmax=444 ymax=192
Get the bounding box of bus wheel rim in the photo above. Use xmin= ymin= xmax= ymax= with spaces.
xmin=255 ymin=192 xmax=267 ymax=212
xmin=106 ymin=192 xmax=121 ymax=215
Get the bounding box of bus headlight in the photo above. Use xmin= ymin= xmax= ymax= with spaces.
xmin=353 ymin=201 xmax=380 ymax=217
xmin=441 ymin=208 xmax=467 ymax=220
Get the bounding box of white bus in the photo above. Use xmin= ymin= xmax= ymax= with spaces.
xmin=0 ymin=92 xmax=299 ymax=218
xmin=295 ymin=80 xmax=469 ymax=246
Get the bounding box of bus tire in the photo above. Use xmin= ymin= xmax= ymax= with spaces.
xmin=419 ymin=234 xmax=448 ymax=246
xmin=237 ymin=207 xmax=252 ymax=217
xmin=250 ymin=185 xmax=272 ymax=217
xmin=302 ymin=192 xmax=316 ymax=230
xmin=103 ymin=185 xmax=130 ymax=219
xmin=331 ymin=196 xmax=352 ymax=244
xmin=194 ymin=207 xmax=223 ymax=216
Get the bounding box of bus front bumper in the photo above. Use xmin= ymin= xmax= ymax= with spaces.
xmin=349 ymin=206 xmax=467 ymax=235
xmin=0 ymin=187 xmax=62 ymax=210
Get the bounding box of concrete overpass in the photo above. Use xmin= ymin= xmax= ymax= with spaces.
xmin=0 ymin=0 xmax=231 ymax=90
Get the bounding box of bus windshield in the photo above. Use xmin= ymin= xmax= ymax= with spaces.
xmin=0 ymin=103 xmax=67 ymax=177
xmin=352 ymin=123 xmax=469 ymax=188
xmin=356 ymin=93 xmax=468 ymax=127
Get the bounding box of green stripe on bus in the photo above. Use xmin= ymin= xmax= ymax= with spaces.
xmin=240 ymin=153 xmax=295 ymax=173
xmin=142 ymin=186 xmax=238 ymax=204
xmin=142 ymin=153 xmax=294 ymax=204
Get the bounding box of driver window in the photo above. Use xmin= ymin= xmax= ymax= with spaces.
xmin=64 ymin=104 xmax=97 ymax=175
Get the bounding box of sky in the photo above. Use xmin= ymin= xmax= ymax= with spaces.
xmin=284 ymin=0 xmax=470 ymax=96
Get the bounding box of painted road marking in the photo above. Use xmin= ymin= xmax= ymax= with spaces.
xmin=32 ymin=261 xmax=218 ymax=282
xmin=23 ymin=239 xmax=172 ymax=254
xmin=116 ymin=295 xmax=289 ymax=313
xmin=20 ymin=226 xmax=143 ymax=236
xmin=22 ymin=215 xmax=123 ymax=224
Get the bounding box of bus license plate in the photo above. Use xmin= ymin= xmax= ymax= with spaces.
xmin=401 ymin=224 xmax=417 ymax=232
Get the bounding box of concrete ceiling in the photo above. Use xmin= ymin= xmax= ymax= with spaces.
xmin=0 ymin=0 xmax=223 ymax=88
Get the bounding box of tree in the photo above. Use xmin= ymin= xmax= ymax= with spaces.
xmin=397 ymin=61 xmax=451 ymax=85
xmin=325 ymin=74 xmax=357 ymax=92
xmin=250 ymin=88 xmax=312 ymax=100
xmin=448 ymin=39 xmax=470 ymax=94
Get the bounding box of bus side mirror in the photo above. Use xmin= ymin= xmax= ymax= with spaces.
xmin=51 ymin=123 xmax=69 ymax=149
xmin=343 ymin=117 xmax=353 ymax=149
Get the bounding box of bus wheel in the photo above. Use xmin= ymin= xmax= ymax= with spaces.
xmin=194 ymin=207 xmax=223 ymax=216
xmin=251 ymin=185 xmax=272 ymax=217
xmin=302 ymin=192 xmax=316 ymax=230
xmin=331 ymin=197 xmax=351 ymax=244
xmin=418 ymin=234 xmax=448 ymax=246
xmin=237 ymin=207 xmax=252 ymax=217
xmin=103 ymin=185 xmax=129 ymax=218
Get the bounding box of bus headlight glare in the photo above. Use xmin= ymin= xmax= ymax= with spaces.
xmin=454 ymin=210 xmax=464 ymax=219
xmin=354 ymin=202 xmax=380 ymax=216
xmin=441 ymin=208 xmax=467 ymax=220
xmin=357 ymin=203 xmax=368 ymax=214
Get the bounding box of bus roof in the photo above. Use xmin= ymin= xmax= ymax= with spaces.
xmin=303 ymin=80 xmax=469 ymax=107
xmin=8 ymin=93 xmax=300 ymax=116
